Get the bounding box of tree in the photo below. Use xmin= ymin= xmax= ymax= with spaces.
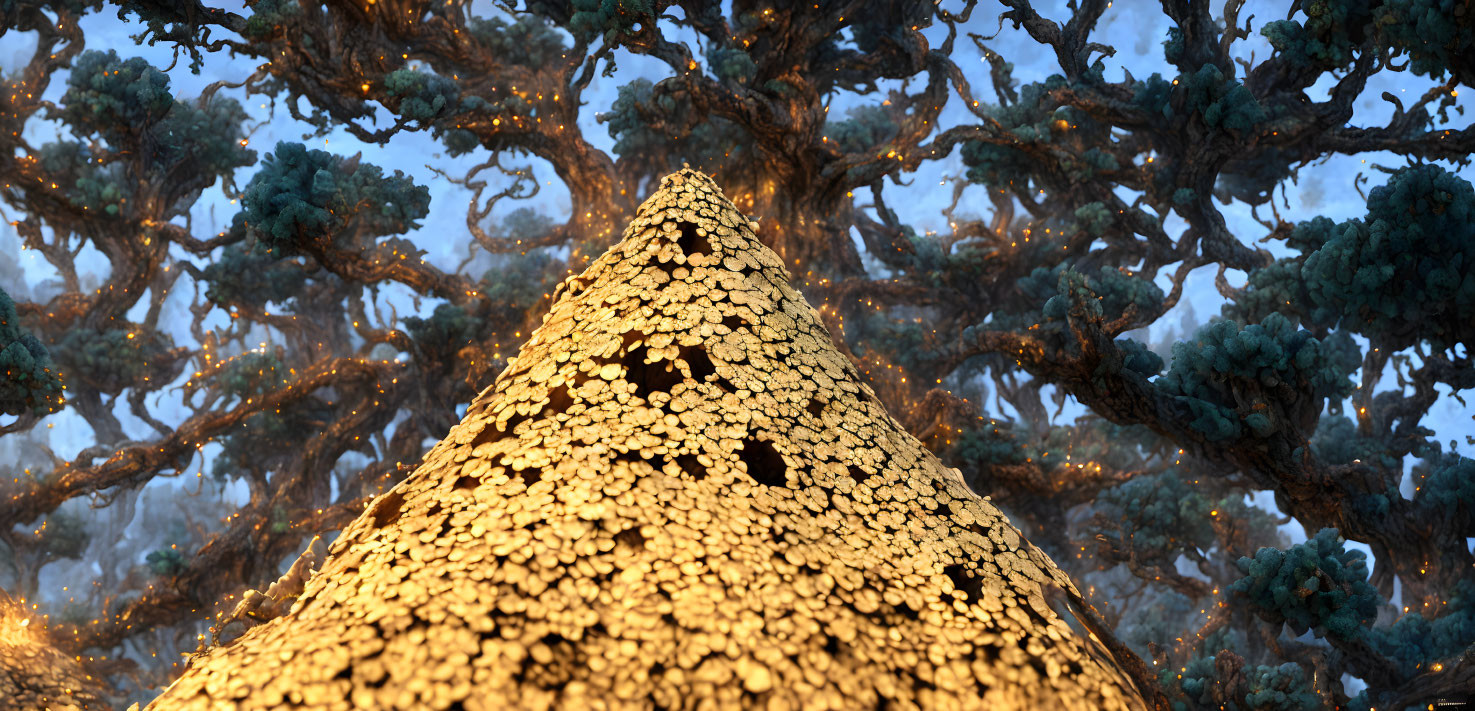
xmin=0 ymin=0 xmax=1471 ymax=708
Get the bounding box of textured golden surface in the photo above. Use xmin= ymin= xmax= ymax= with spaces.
xmin=0 ymin=593 xmax=108 ymax=711
xmin=143 ymin=169 xmax=1147 ymax=710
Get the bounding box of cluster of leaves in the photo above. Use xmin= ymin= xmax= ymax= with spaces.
xmin=1263 ymin=0 xmax=1475 ymax=81
xmin=898 ymin=225 xmax=1018 ymax=294
xmin=1179 ymin=64 xmax=1268 ymax=135
xmin=55 ymin=50 xmax=173 ymax=138
xmin=145 ymin=548 xmax=187 ymax=576
xmin=56 ymin=50 xmax=253 ymax=184
xmin=240 ymin=142 xmax=431 ymax=256
xmin=211 ymin=398 xmax=335 ymax=482
xmin=404 ymin=303 xmax=480 ymax=358
xmin=1309 ymin=415 xmax=1400 ymax=470
xmin=1410 ymin=449 xmax=1475 ymax=529
xmin=986 ymin=264 xmax=1165 ymax=345
xmin=1370 ymin=578 xmax=1475 ymax=680
xmin=705 ymin=45 xmax=757 ymax=85
xmin=38 ymin=509 xmax=89 ymax=560
xmin=1260 ymin=0 xmax=1373 ymax=71
xmin=404 ymin=247 xmax=562 ymax=357
xmin=467 ymin=15 xmax=568 ymax=69
xmin=561 ymin=0 xmax=649 ymax=43
xmin=824 ymin=105 xmax=898 ymax=154
xmin=1301 ymin=165 xmax=1475 ymax=350
xmin=0 ymin=287 xmax=64 ymax=416
xmin=383 ymin=69 xmax=483 ymax=123
xmin=1232 ymin=528 xmax=1380 ymax=641
xmin=36 ymin=141 xmax=131 ymax=218
xmin=1154 ymin=314 xmax=1357 ymax=441
xmin=1093 ymin=470 xmax=1219 ymax=566
xmin=1376 ymin=0 xmax=1475 ymax=81
xmin=1228 ymin=527 xmax=1475 ymax=709
xmin=1235 ymin=166 xmax=1474 ymax=352
xmin=241 ymin=0 xmax=300 ymax=39
xmin=201 ymin=240 xmax=310 ymax=308
xmin=604 ymin=78 xmax=757 ymax=179
xmin=851 ymin=309 xmax=950 ymax=375
xmin=961 ymin=74 xmax=1100 ymax=189
xmin=947 ymin=418 xmax=1034 ymax=468
xmin=50 ymin=326 xmax=179 ymax=395
xmin=1130 ymin=53 xmax=1270 ymax=145
xmin=479 ymin=248 xmax=564 ymax=316
xmin=217 ymin=350 xmax=286 ymax=402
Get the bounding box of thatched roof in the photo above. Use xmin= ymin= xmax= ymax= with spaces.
xmin=143 ymin=169 xmax=1148 ymax=710
xmin=1 ymin=590 xmax=109 ymax=711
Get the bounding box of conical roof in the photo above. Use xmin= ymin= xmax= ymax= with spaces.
xmin=144 ymin=170 xmax=1148 ymax=710
xmin=0 ymin=592 xmax=109 ymax=711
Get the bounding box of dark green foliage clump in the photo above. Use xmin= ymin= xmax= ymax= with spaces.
xmin=1375 ymin=0 xmax=1475 ymax=81
xmin=145 ymin=548 xmax=187 ymax=576
xmin=242 ymin=0 xmax=301 ymax=38
xmin=1232 ymin=528 xmax=1380 ymax=641
xmin=1094 ymin=470 xmax=1217 ymax=566
xmin=1224 ymin=259 xmax=1320 ymax=329
xmin=211 ymin=399 xmax=335 ymax=482
xmin=1372 ymin=578 xmax=1475 ymax=679
xmin=405 ymin=246 xmax=563 ymax=356
xmin=240 ymin=142 xmax=431 ymax=256
xmin=564 ymin=0 xmax=649 ymax=42
xmin=1240 ymin=663 xmax=1321 ymax=711
xmin=480 ymin=249 xmax=563 ymax=314
xmin=150 ymin=94 xmax=254 ymax=179
xmin=36 ymin=141 xmax=132 ymax=218
xmin=404 ymin=303 xmax=479 ymax=354
xmin=706 ymin=46 xmax=757 ymax=85
xmin=468 ymin=16 xmax=568 ymax=69
xmin=853 ymin=312 xmax=946 ymax=375
xmin=994 ymin=264 xmax=1164 ymax=333
xmin=959 ymin=77 xmax=1073 ymax=189
xmin=604 ymin=78 xmax=757 ymax=178
xmin=1155 ymin=313 xmax=1355 ymax=441
xmin=39 ymin=509 xmax=89 ymax=560
xmin=384 ymin=69 xmax=471 ymax=122
xmin=56 ymin=50 xmax=173 ymax=140
xmin=51 ymin=327 xmax=178 ymax=395
xmin=1260 ymin=0 xmax=1371 ymax=70
xmin=1181 ymin=64 xmax=1267 ymax=134
xmin=55 ymin=51 xmax=253 ymax=189
xmin=949 ymin=420 xmax=1032 ymax=468
xmin=1115 ymin=338 xmax=1163 ymax=377
xmin=218 ymin=350 xmax=285 ymax=401
xmin=1411 ymin=450 xmax=1475 ymax=526
xmin=1300 ymin=165 xmax=1475 ymax=350
xmin=0 ymin=287 xmax=64 ymax=416
xmin=1130 ymin=73 xmax=1175 ymax=118
xmin=824 ymin=105 xmax=898 ymax=154
xmin=1310 ymin=415 xmax=1398 ymax=469
xmin=1072 ymin=201 xmax=1114 ymax=236
xmin=202 ymin=238 xmax=310 ymax=307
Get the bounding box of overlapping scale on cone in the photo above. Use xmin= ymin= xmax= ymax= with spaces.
xmin=0 ymin=592 xmax=109 ymax=711
xmin=145 ymin=169 xmax=1148 ymax=710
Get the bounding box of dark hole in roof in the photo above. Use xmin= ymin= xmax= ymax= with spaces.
xmin=675 ymin=221 xmax=711 ymax=256
xmin=739 ymin=436 xmax=788 ymax=487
